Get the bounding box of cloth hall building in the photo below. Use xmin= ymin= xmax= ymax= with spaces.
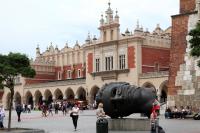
xmin=1 ymin=3 xmax=171 ymax=109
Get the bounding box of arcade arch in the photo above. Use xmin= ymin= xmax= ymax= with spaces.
xmin=76 ymin=87 xmax=86 ymax=100
xmin=159 ymin=81 xmax=168 ymax=103
xmin=142 ymin=82 xmax=157 ymax=92
xmin=25 ymin=91 xmax=33 ymax=108
xmin=44 ymin=89 xmax=53 ymax=104
xmin=90 ymin=85 xmax=100 ymax=104
xmin=54 ymin=88 xmax=63 ymax=101
xmin=34 ymin=90 xmax=43 ymax=106
xmin=65 ymin=88 xmax=75 ymax=100
xmin=14 ymin=92 xmax=21 ymax=105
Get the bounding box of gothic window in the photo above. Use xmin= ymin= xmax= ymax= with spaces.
xmin=111 ymin=30 xmax=114 ymax=40
xmin=77 ymin=69 xmax=81 ymax=78
xmin=67 ymin=70 xmax=71 ymax=79
xmin=96 ymin=58 xmax=100 ymax=72
xmin=105 ymin=56 xmax=113 ymax=71
xmin=104 ymin=31 xmax=107 ymax=42
xmin=119 ymin=54 xmax=126 ymax=69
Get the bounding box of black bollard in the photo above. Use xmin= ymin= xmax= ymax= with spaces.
xmin=96 ymin=118 xmax=108 ymax=133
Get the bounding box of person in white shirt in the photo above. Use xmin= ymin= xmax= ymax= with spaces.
xmin=96 ymin=103 xmax=106 ymax=119
xmin=71 ymin=104 xmax=79 ymax=131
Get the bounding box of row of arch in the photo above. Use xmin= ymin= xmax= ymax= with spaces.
xmin=4 ymin=81 xmax=168 ymax=109
xmin=5 ymin=86 xmax=100 ymax=109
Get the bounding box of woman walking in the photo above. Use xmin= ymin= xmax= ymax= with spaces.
xmin=70 ymin=104 xmax=79 ymax=131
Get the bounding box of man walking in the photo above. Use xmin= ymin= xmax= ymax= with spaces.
xmin=16 ymin=103 xmax=23 ymax=122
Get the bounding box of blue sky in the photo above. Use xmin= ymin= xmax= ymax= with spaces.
xmin=0 ymin=0 xmax=179 ymax=59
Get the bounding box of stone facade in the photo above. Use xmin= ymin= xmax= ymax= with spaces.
xmin=168 ymin=0 xmax=200 ymax=109
xmin=1 ymin=2 xmax=171 ymax=109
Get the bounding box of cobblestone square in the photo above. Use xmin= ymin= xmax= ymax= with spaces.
xmin=2 ymin=110 xmax=200 ymax=133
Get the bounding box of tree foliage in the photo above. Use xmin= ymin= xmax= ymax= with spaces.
xmin=189 ymin=22 xmax=200 ymax=67
xmin=0 ymin=52 xmax=36 ymax=129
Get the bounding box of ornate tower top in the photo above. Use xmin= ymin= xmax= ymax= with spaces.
xmin=36 ymin=44 xmax=40 ymax=57
xmin=105 ymin=1 xmax=113 ymax=24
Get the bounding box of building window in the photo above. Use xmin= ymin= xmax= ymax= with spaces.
xmin=119 ymin=54 xmax=126 ymax=69
xmin=77 ymin=69 xmax=81 ymax=78
xmin=104 ymin=31 xmax=107 ymax=41
xmin=67 ymin=70 xmax=71 ymax=79
xmin=105 ymin=56 xmax=113 ymax=71
xmin=111 ymin=30 xmax=113 ymax=40
xmin=58 ymin=71 xmax=62 ymax=80
xmin=96 ymin=58 xmax=100 ymax=72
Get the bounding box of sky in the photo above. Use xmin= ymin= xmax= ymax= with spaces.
xmin=0 ymin=0 xmax=179 ymax=59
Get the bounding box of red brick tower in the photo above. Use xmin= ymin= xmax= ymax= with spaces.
xmin=168 ymin=0 xmax=197 ymax=105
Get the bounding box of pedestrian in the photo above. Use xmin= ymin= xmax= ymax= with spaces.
xmin=62 ymin=103 xmax=67 ymax=116
xmin=70 ymin=104 xmax=79 ymax=131
xmin=16 ymin=103 xmax=23 ymax=122
xmin=41 ymin=103 xmax=48 ymax=117
xmin=48 ymin=103 xmax=53 ymax=116
xmin=96 ymin=103 xmax=106 ymax=119
xmin=27 ymin=104 xmax=31 ymax=113
xmin=0 ymin=105 xmax=5 ymax=128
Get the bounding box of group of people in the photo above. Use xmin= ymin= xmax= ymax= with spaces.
xmin=165 ymin=106 xmax=192 ymax=119
xmin=40 ymin=101 xmax=78 ymax=117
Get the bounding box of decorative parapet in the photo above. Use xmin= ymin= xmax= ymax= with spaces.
xmin=139 ymin=71 xmax=169 ymax=79
xmin=24 ymin=78 xmax=86 ymax=89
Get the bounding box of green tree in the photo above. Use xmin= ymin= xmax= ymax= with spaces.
xmin=189 ymin=22 xmax=200 ymax=67
xmin=0 ymin=53 xmax=36 ymax=130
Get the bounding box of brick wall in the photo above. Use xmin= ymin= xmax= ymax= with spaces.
xmin=87 ymin=53 xmax=93 ymax=73
xmin=25 ymin=79 xmax=50 ymax=84
xmin=180 ymin=0 xmax=196 ymax=14
xmin=128 ymin=46 xmax=135 ymax=68
xmin=142 ymin=47 xmax=170 ymax=73
xmin=63 ymin=65 xmax=71 ymax=79
xmin=168 ymin=15 xmax=189 ymax=95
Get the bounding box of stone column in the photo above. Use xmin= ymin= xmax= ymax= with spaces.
xmin=32 ymin=97 xmax=36 ymax=109
xmin=52 ymin=96 xmax=56 ymax=102
xmin=63 ymin=95 xmax=67 ymax=101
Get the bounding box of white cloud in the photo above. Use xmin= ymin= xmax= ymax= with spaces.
xmin=0 ymin=0 xmax=179 ymax=58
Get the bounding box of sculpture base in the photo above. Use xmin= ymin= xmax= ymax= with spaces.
xmin=108 ymin=118 xmax=151 ymax=131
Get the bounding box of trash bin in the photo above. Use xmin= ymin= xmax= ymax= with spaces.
xmin=96 ymin=118 xmax=108 ymax=133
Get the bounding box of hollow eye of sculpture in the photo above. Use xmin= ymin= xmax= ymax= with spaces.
xmin=111 ymin=88 xmax=117 ymax=97
xmin=116 ymin=89 xmax=122 ymax=95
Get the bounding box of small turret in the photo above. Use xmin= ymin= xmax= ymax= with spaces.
xmin=85 ymin=32 xmax=91 ymax=44
xmin=93 ymin=35 xmax=97 ymax=41
xmin=153 ymin=24 xmax=163 ymax=35
xmin=55 ymin=45 xmax=59 ymax=53
xmin=100 ymin=14 xmax=104 ymax=26
xmin=65 ymin=42 xmax=68 ymax=48
xmin=144 ymin=28 xmax=150 ymax=35
xmin=125 ymin=28 xmax=130 ymax=36
xmin=36 ymin=44 xmax=40 ymax=57
xmin=114 ymin=9 xmax=119 ymax=23
xmin=74 ymin=40 xmax=80 ymax=50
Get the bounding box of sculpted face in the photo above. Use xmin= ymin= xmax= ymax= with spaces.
xmin=96 ymin=82 xmax=157 ymax=119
